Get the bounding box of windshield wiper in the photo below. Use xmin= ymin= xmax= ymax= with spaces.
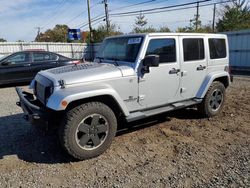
xmin=108 ymin=58 xmax=120 ymax=66
xmin=95 ymin=56 xmax=104 ymax=63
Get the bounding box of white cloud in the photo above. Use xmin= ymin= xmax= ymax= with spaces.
xmin=0 ymin=0 xmax=32 ymax=13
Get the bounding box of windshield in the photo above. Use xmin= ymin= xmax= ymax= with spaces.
xmin=96 ymin=36 xmax=143 ymax=63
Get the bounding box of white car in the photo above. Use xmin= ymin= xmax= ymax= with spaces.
xmin=16 ymin=33 xmax=232 ymax=160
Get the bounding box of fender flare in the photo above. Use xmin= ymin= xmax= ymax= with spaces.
xmin=196 ymin=71 xmax=230 ymax=98
xmin=46 ymin=85 xmax=130 ymax=116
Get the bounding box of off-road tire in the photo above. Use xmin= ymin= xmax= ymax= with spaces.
xmin=59 ymin=102 xmax=117 ymax=160
xmin=198 ymin=81 xmax=226 ymax=118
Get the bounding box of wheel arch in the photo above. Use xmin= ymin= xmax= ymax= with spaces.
xmin=196 ymin=72 xmax=230 ymax=99
xmin=65 ymin=95 xmax=126 ymax=119
xmin=46 ymin=86 xmax=130 ymax=117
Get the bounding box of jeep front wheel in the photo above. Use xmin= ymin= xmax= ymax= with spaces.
xmin=198 ymin=81 xmax=225 ymax=118
xmin=59 ymin=102 xmax=117 ymax=160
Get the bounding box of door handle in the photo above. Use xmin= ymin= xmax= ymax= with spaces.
xmin=196 ymin=65 xmax=206 ymax=71
xmin=23 ymin=63 xmax=31 ymax=67
xmin=169 ymin=68 xmax=180 ymax=74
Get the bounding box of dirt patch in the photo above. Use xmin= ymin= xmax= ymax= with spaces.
xmin=0 ymin=77 xmax=249 ymax=187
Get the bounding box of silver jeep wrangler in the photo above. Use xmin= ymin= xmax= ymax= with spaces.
xmin=16 ymin=33 xmax=231 ymax=160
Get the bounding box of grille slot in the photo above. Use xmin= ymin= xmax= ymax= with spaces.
xmin=36 ymin=82 xmax=46 ymax=103
xmin=48 ymin=63 xmax=100 ymax=74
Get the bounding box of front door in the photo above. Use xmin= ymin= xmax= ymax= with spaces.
xmin=0 ymin=52 xmax=32 ymax=84
xmin=139 ymin=36 xmax=181 ymax=109
xmin=179 ymin=37 xmax=208 ymax=99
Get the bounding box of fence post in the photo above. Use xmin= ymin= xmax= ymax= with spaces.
xmin=46 ymin=43 xmax=49 ymax=51
xmin=70 ymin=43 xmax=74 ymax=59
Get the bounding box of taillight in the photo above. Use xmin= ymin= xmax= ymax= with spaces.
xmin=71 ymin=60 xmax=80 ymax=64
xmin=224 ymin=65 xmax=231 ymax=74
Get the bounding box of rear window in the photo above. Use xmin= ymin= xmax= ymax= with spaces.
xmin=209 ymin=38 xmax=226 ymax=59
xmin=183 ymin=38 xmax=204 ymax=61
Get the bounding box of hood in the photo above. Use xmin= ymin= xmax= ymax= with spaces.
xmin=37 ymin=62 xmax=135 ymax=86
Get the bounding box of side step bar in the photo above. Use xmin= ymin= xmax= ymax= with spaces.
xmin=126 ymin=99 xmax=201 ymax=122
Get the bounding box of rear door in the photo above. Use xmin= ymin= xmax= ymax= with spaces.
xmin=0 ymin=52 xmax=32 ymax=84
xmin=30 ymin=52 xmax=59 ymax=77
xmin=179 ymin=36 xmax=208 ymax=99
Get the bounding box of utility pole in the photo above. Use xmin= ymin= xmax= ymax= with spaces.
xmin=195 ymin=1 xmax=199 ymax=31
xmin=35 ymin=27 xmax=42 ymax=41
xmin=103 ymin=0 xmax=110 ymax=33
xmin=87 ymin=0 xmax=93 ymax=43
xmin=87 ymin=0 xmax=94 ymax=60
xmin=212 ymin=3 xmax=216 ymax=32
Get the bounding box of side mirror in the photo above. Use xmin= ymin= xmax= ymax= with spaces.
xmin=1 ymin=61 xmax=10 ymax=66
xmin=142 ymin=55 xmax=159 ymax=74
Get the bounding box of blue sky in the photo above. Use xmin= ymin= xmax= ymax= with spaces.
xmin=0 ymin=0 xmax=220 ymax=41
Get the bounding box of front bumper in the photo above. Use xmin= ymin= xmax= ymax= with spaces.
xmin=16 ymin=87 xmax=48 ymax=127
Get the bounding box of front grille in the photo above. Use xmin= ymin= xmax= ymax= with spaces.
xmin=34 ymin=74 xmax=54 ymax=105
xmin=36 ymin=81 xmax=46 ymax=103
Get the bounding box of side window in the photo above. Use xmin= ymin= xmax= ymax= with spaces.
xmin=33 ymin=52 xmax=58 ymax=62
xmin=6 ymin=53 xmax=29 ymax=65
xmin=209 ymin=38 xmax=226 ymax=59
xmin=33 ymin=52 xmax=44 ymax=62
xmin=183 ymin=38 xmax=204 ymax=61
xmin=50 ymin=53 xmax=58 ymax=61
xmin=146 ymin=39 xmax=176 ymax=63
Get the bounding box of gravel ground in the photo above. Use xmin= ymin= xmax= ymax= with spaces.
xmin=0 ymin=77 xmax=249 ymax=188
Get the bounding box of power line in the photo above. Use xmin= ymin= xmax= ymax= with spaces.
xmin=75 ymin=0 xmax=233 ymax=30
xmin=79 ymin=15 xmax=106 ymax=29
xmin=40 ymin=0 xmax=67 ymax=28
xmin=109 ymin=0 xmax=157 ymax=12
xmin=110 ymin=0 xmax=211 ymax=16
xmin=73 ymin=0 xmax=162 ymax=29
xmin=110 ymin=0 xmax=232 ymax=18
xmin=65 ymin=2 xmax=101 ymax=25
xmin=74 ymin=13 xmax=105 ymax=28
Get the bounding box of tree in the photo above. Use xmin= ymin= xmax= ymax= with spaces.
xmin=176 ymin=14 xmax=213 ymax=33
xmin=0 ymin=38 xmax=7 ymax=42
xmin=216 ymin=0 xmax=250 ymax=32
xmin=35 ymin=25 xmax=69 ymax=42
xmin=132 ymin=13 xmax=171 ymax=33
xmin=158 ymin=26 xmax=171 ymax=32
xmin=132 ymin=13 xmax=148 ymax=33
xmin=90 ymin=24 xmax=123 ymax=43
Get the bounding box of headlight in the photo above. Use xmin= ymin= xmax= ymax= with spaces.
xmin=29 ymin=79 xmax=36 ymax=89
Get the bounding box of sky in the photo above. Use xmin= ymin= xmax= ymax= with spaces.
xmin=0 ymin=0 xmax=222 ymax=42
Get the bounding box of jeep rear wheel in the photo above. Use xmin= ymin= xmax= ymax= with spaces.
xmin=198 ymin=81 xmax=225 ymax=118
xmin=59 ymin=102 xmax=117 ymax=160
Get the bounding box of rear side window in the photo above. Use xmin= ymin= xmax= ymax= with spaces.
xmin=33 ymin=52 xmax=58 ymax=62
xmin=146 ymin=39 xmax=176 ymax=63
xmin=183 ymin=38 xmax=204 ymax=61
xmin=209 ymin=38 xmax=226 ymax=59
